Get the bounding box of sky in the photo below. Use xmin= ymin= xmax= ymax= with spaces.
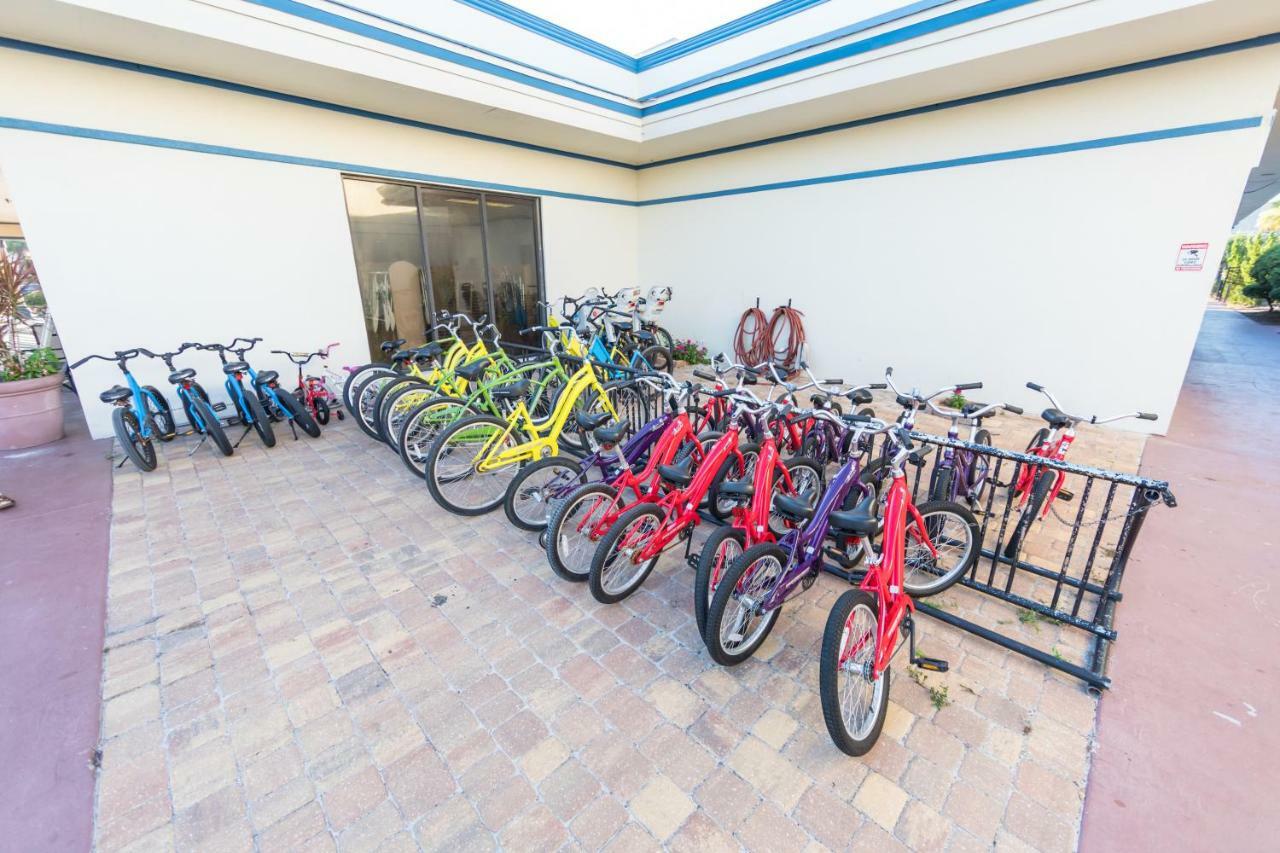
xmin=505 ymin=0 xmax=766 ymax=56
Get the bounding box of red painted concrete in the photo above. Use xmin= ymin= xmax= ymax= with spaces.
xmin=0 ymin=394 xmax=111 ymax=852
xmin=1083 ymin=306 xmax=1280 ymax=851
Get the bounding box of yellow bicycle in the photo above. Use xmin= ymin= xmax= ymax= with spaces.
xmin=423 ymin=350 xmax=629 ymax=515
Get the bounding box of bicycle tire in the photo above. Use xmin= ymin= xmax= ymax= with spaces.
xmin=372 ymin=377 xmax=424 ymax=443
xmin=708 ymin=442 xmax=759 ymax=521
xmin=383 ymin=382 xmax=439 ymax=449
xmin=640 ymin=345 xmax=673 ymax=374
xmin=343 ymin=364 xmax=394 ymax=416
xmin=397 ymin=396 xmax=472 ymax=478
xmin=903 ymin=500 xmax=979 ymax=596
xmin=192 ymin=398 xmax=233 ymax=457
xmin=503 ymin=456 xmax=587 ymax=531
xmin=353 ymin=373 xmax=399 ymax=439
xmin=705 ymin=542 xmax=786 ymax=665
xmin=314 ymin=397 xmax=330 ymax=426
xmin=1003 ymin=468 xmax=1054 ymax=560
xmin=820 ymin=589 xmax=889 ymax=756
xmin=545 ymin=482 xmax=618 ymax=582
xmin=112 ymin=407 xmax=158 ymax=471
xmin=426 ymin=415 xmax=522 ymax=515
xmin=588 ymin=503 xmax=664 ymax=603
xmin=143 ymin=386 xmax=177 ymax=441
xmin=928 ymin=466 xmax=953 ymax=504
xmin=242 ymin=390 xmax=277 ymax=448
xmin=693 ymin=526 xmax=745 ymax=639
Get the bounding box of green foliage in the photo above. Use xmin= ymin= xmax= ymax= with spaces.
xmin=671 ymin=338 xmax=709 ymax=365
xmin=1244 ymin=243 xmax=1280 ymax=310
xmin=1219 ymin=232 xmax=1279 ymax=304
xmin=1 ymin=346 xmax=61 ymax=382
xmin=942 ymin=393 xmax=968 ymax=410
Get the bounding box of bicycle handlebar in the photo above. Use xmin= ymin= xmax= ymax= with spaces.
xmin=1026 ymin=382 xmax=1158 ymax=426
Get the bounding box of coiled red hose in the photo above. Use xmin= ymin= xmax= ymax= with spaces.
xmin=734 ymin=305 xmax=769 ymax=366
xmin=768 ymin=304 xmax=806 ymax=373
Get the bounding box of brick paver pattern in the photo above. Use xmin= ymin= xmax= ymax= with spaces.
xmin=93 ymin=398 xmax=1145 ymax=852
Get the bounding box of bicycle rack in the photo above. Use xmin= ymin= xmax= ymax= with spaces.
xmin=820 ymin=432 xmax=1176 ymax=690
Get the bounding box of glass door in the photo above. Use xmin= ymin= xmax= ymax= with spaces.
xmin=419 ymin=188 xmax=490 ymax=332
xmin=482 ymin=194 xmax=541 ymax=342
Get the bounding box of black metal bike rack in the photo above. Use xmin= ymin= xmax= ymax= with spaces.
xmin=820 ymin=433 xmax=1176 ymax=689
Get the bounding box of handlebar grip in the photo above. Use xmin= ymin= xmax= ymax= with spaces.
xmin=741 ymin=365 xmax=760 ymax=376
xmin=823 ymin=378 xmax=843 ymax=385
xmin=1027 ymin=382 xmax=1044 ymax=392
xmin=692 ymin=369 xmax=716 ymax=381
xmin=869 ymin=383 xmax=887 ymax=390
xmin=845 ymin=414 xmax=873 ymax=425
xmin=885 ymin=367 xmax=894 ymax=376
xmin=955 ymin=382 xmax=983 ymax=392
xmin=1004 ymin=404 xmax=1024 ymax=415
xmin=1138 ymin=412 xmax=1158 ymax=421
xmin=894 ymin=426 xmax=914 ymax=449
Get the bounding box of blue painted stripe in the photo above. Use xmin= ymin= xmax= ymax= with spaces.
xmin=642 ymin=0 xmax=1039 ymax=113
xmin=639 ymin=32 xmax=1280 ymax=168
xmin=640 ymin=0 xmax=953 ymax=102
xmin=0 ymin=115 xmax=1259 ymax=209
xmin=0 ymin=37 xmax=636 ymax=169
xmin=244 ymin=0 xmax=641 ymax=116
xmin=634 ymin=118 xmax=1264 ymax=204
xmin=0 ymin=116 xmax=637 ymax=205
xmin=453 ymin=0 xmax=636 ymax=70
xmin=636 ymin=0 xmax=832 ymax=70
xmin=324 ymin=0 xmax=636 ymax=102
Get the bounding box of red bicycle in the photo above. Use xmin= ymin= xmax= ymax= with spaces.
xmin=1003 ymin=382 xmax=1157 ymax=558
xmin=819 ymin=420 xmax=965 ymax=755
xmin=272 ymin=343 xmax=345 ymax=426
xmin=588 ymin=387 xmax=812 ymax=605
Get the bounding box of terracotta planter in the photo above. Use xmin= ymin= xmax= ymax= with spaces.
xmin=0 ymin=373 xmax=65 ymax=450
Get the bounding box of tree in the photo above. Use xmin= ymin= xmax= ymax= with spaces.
xmin=1244 ymin=243 xmax=1280 ymax=310
xmin=1259 ymin=201 xmax=1280 ymax=234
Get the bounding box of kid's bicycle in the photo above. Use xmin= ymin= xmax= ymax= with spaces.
xmin=67 ymin=349 xmax=178 ymax=471
xmin=145 ymin=345 xmax=235 ymax=458
xmin=920 ymin=396 xmax=1023 ymax=510
xmin=1002 ymin=383 xmax=1157 ymax=558
xmin=197 ymin=341 xmax=276 ymax=448
xmin=818 ymin=420 xmax=979 ymax=755
xmin=273 ymin=343 xmax=344 ymax=425
xmin=204 ymin=337 xmax=321 ymax=439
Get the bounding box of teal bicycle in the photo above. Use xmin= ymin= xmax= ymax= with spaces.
xmin=68 ymin=348 xmax=179 ymax=471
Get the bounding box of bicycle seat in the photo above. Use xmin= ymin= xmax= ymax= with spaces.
xmin=829 ymin=492 xmax=878 ymax=537
xmin=773 ymin=492 xmax=814 ymax=521
xmin=1040 ymin=408 xmax=1072 ymax=429
xmin=849 ymin=388 xmax=873 ymax=406
xmin=961 ymin=402 xmax=989 ymax=417
xmin=380 ymin=338 xmax=406 ymax=354
xmin=575 ymin=411 xmax=612 ymax=432
xmin=168 ymin=368 xmax=196 ymax=384
xmin=390 ymin=351 xmax=413 ymax=365
xmin=415 ymin=343 xmax=444 ymax=360
xmin=455 ymin=361 xmax=490 ymax=383
xmin=253 ymin=370 xmax=279 ymax=386
xmin=632 ymin=329 xmax=655 ymax=343
xmin=656 ymin=458 xmax=694 ymax=487
xmin=222 ymin=361 xmax=250 ymax=375
xmin=490 ymin=380 xmax=530 ymax=400
xmin=718 ymin=480 xmax=754 ymax=503
xmin=99 ymin=385 xmax=132 ymax=403
xmin=592 ymin=421 xmax=628 ymax=446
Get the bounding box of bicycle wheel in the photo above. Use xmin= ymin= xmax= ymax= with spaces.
xmin=397 ymin=396 xmax=471 ymax=479
xmin=191 ymin=398 xmax=233 ymax=457
xmin=773 ymin=456 xmax=823 ymax=534
xmin=143 ymin=386 xmax=177 ymax=441
xmin=112 ymin=407 xmax=158 ymax=471
xmin=314 ymin=397 xmax=330 ymax=426
xmin=373 ymin=377 xmax=425 ymax=444
xmin=708 ymin=443 xmax=759 ymax=521
xmin=180 ymin=382 xmax=211 ymax=430
xmin=383 ymin=382 xmax=437 ymax=449
xmin=343 ymin=364 xmax=394 ymax=416
xmin=903 ymin=500 xmax=980 ymax=596
xmin=1003 ymin=469 xmax=1054 ymax=560
xmin=706 ymin=543 xmax=786 ymax=666
xmin=426 ymin=415 xmax=522 ymax=515
xmin=647 ymin=324 xmax=674 ymax=351
xmin=242 ymin=391 xmax=276 ymax=448
xmin=693 ymin=526 xmax=746 ymax=639
xmin=504 ymin=456 xmax=589 ymax=531
xmin=928 ymin=466 xmax=953 ymax=503
xmin=966 ymin=428 xmax=993 ymax=505
xmin=353 ymin=373 xmax=399 ymax=439
xmin=275 ymin=388 xmax=322 ymax=438
xmin=640 ymin=345 xmax=673 ymax=374
xmin=589 ymin=503 xmax=664 ymax=603
xmin=820 ymin=589 xmax=889 ymax=756
xmin=545 ymin=482 xmax=618 ymax=582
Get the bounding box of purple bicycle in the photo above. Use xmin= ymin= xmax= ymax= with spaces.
xmin=702 ymin=410 xmax=980 ymax=665
xmin=920 ymin=395 xmax=1023 ymax=511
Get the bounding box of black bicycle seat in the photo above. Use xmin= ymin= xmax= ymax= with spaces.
xmin=575 ymin=411 xmax=612 ymax=432
xmin=167 ymin=368 xmax=196 ymax=385
xmin=718 ymin=480 xmax=754 ymax=503
xmin=253 ymin=370 xmax=279 ymax=386
xmin=656 ymin=458 xmax=694 ymax=487
xmin=380 ymin=338 xmax=407 ymax=354
xmin=829 ymin=492 xmax=878 ymax=536
xmin=593 ymin=421 xmax=628 ymax=446
xmin=490 ymin=380 xmax=530 ymax=400
xmin=222 ymin=361 xmax=250 ymax=375
xmin=774 ymin=492 xmax=814 ymax=521
xmin=455 ymin=361 xmax=490 ymax=383
xmin=99 ymin=385 xmax=131 ymax=403
xmin=415 ymin=342 xmax=444 ymax=360
xmin=389 ymin=351 xmax=413 ymax=365
xmin=1041 ymin=408 xmax=1072 ymax=429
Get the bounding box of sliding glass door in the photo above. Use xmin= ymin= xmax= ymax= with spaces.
xmin=342 ymin=177 xmax=544 ymax=356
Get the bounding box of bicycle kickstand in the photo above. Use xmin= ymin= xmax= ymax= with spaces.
xmin=186 ymin=434 xmax=209 ymax=457
xmin=233 ymin=425 xmax=253 ymax=449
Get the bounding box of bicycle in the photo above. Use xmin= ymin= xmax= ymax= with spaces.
xmin=198 ymin=341 xmax=276 ymax=448
xmin=206 ymin=337 xmax=321 ymax=439
xmin=541 ymin=377 xmax=716 ymax=582
xmin=272 ymin=343 xmax=345 ymax=425
xmin=1002 ymin=382 xmax=1157 ymax=558
xmin=67 ymin=349 xmax=178 ymax=471
xmin=818 ymin=420 xmax=978 ymax=755
xmin=920 ymin=396 xmax=1023 ymax=511
xmin=587 ymin=377 xmax=812 ymax=605
xmin=342 ymin=336 xmax=408 ymax=416
xmin=423 ymin=347 xmax=625 ymax=516
xmin=144 ymin=345 xmax=235 ymax=458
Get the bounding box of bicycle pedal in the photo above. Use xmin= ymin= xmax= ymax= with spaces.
xmin=911 ymin=655 xmax=949 ymax=673
xmin=1056 ymin=488 xmax=1074 ymax=502
xmin=211 ymin=401 xmax=228 ymax=412
xmin=822 ymin=546 xmax=859 ymax=569
xmin=685 ymin=554 xmax=699 ymax=571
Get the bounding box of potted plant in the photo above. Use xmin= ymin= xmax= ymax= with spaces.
xmin=0 ymin=245 xmax=64 ymax=450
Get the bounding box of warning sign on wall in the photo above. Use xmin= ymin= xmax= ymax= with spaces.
xmin=1175 ymin=243 xmax=1209 ymax=271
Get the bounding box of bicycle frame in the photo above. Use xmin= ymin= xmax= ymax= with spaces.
xmin=1014 ymin=429 xmax=1074 ymax=517
xmin=118 ymin=362 xmax=165 ymax=439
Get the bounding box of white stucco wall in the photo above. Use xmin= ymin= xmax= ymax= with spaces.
xmin=639 ymin=46 xmax=1280 ymax=433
